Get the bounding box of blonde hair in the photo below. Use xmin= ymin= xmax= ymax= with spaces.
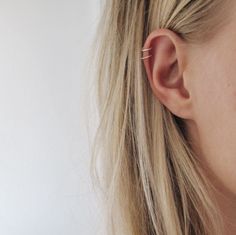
xmin=88 ymin=1 xmax=232 ymax=234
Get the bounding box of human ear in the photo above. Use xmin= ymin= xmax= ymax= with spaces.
xmin=142 ymin=28 xmax=193 ymax=120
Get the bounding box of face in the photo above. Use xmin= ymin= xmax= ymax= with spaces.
xmin=184 ymin=12 xmax=236 ymax=200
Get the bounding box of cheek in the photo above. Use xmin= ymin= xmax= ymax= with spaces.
xmin=194 ymin=68 xmax=236 ymax=197
xmin=185 ymin=31 xmax=236 ymax=196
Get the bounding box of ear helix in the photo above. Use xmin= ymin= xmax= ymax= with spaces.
xmin=141 ymin=47 xmax=152 ymax=60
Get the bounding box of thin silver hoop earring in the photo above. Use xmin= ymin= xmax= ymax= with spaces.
xmin=141 ymin=47 xmax=152 ymax=60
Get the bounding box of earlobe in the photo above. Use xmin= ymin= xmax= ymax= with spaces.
xmin=142 ymin=28 xmax=192 ymax=120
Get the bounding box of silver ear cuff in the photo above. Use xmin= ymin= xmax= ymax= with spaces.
xmin=141 ymin=47 xmax=152 ymax=60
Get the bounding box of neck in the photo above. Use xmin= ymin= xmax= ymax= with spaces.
xmin=208 ymin=170 xmax=236 ymax=235
xmin=184 ymin=119 xmax=236 ymax=235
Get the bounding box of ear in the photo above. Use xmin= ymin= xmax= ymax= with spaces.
xmin=142 ymin=28 xmax=193 ymax=120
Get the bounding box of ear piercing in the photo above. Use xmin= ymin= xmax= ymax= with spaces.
xmin=141 ymin=47 xmax=152 ymax=60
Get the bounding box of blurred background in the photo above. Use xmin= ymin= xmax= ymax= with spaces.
xmin=0 ymin=1 xmax=102 ymax=234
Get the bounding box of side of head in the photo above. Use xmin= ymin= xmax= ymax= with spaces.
xmin=90 ymin=1 xmax=234 ymax=235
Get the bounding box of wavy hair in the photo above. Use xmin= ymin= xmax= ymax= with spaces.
xmin=88 ymin=1 xmax=232 ymax=234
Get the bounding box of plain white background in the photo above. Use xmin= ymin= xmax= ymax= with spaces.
xmin=0 ymin=1 xmax=103 ymax=235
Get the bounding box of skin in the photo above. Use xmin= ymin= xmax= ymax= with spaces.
xmin=142 ymin=11 xmax=236 ymax=235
